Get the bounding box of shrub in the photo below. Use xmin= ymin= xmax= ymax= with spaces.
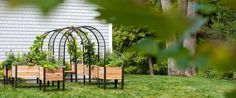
xmin=2 ymin=52 xmax=16 ymax=69
xmin=0 ymin=61 xmax=3 ymax=76
xmin=197 ymin=68 xmax=236 ymax=80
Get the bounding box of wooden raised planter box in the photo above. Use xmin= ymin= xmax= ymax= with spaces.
xmin=97 ymin=66 xmax=124 ymax=89
xmin=11 ymin=65 xmax=39 ymax=87
xmin=3 ymin=68 xmax=12 ymax=84
xmin=98 ymin=67 xmax=122 ymax=80
xmin=39 ymin=67 xmax=64 ymax=91
xmin=4 ymin=68 xmax=12 ymax=77
xmin=39 ymin=67 xmax=63 ymax=81
xmin=12 ymin=65 xmax=39 ymax=79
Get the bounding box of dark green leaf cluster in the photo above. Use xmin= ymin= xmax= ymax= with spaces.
xmin=2 ymin=52 xmax=16 ymax=68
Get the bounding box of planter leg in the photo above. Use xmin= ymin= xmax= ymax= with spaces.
xmin=57 ymin=81 xmax=60 ymax=89
xmin=15 ymin=78 xmax=17 ymax=88
xmin=70 ymin=74 xmax=73 ymax=82
xmin=3 ymin=76 xmax=5 ymax=85
xmin=11 ymin=78 xmax=14 ymax=87
xmin=83 ymin=75 xmax=85 ymax=84
xmin=121 ymin=78 xmax=124 ymax=90
xmin=36 ymin=78 xmax=39 ymax=84
xmin=98 ymin=79 xmax=100 ymax=87
xmin=39 ymin=80 xmax=42 ymax=90
xmin=43 ymin=80 xmax=46 ymax=91
xmin=6 ymin=76 xmax=8 ymax=84
xmin=62 ymin=80 xmax=65 ymax=91
xmin=9 ymin=77 xmax=11 ymax=84
xmin=52 ymin=81 xmax=54 ymax=87
xmin=114 ymin=79 xmax=118 ymax=88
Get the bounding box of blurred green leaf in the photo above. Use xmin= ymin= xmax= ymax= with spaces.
xmin=88 ymin=0 xmax=192 ymax=40
xmin=220 ymin=0 xmax=236 ymax=10
xmin=197 ymin=42 xmax=236 ymax=72
xmin=225 ymin=90 xmax=236 ymax=98
xmin=132 ymin=38 xmax=159 ymax=56
xmin=194 ymin=3 xmax=217 ymax=15
xmin=8 ymin=0 xmax=64 ymax=15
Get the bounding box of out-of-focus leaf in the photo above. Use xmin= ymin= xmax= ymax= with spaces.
xmin=194 ymin=3 xmax=216 ymax=15
xmin=197 ymin=42 xmax=236 ymax=72
xmin=180 ymin=16 xmax=207 ymax=40
xmin=224 ymin=90 xmax=236 ymax=98
xmin=8 ymin=0 xmax=64 ymax=15
xmin=192 ymin=54 xmax=209 ymax=69
xmin=88 ymin=0 xmax=192 ymax=40
xmin=132 ymin=38 xmax=159 ymax=56
xmin=220 ymin=0 xmax=236 ymax=10
xmin=158 ymin=44 xmax=193 ymax=69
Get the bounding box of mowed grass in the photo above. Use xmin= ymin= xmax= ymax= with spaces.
xmin=0 ymin=75 xmax=236 ymax=98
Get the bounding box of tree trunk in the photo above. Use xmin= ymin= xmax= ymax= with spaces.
xmin=161 ymin=0 xmax=171 ymax=11
xmin=182 ymin=0 xmax=197 ymax=76
xmin=161 ymin=0 xmax=197 ymax=76
xmin=148 ymin=57 xmax=154 ymax=75
xmin=161 ymin=0 xmax=177 ymax=76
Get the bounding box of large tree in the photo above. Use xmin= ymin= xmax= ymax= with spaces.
xmin=161 ymin=0 xmax=197 ymax=76
xmin=182 ymin=0 xmax=197 ymax=76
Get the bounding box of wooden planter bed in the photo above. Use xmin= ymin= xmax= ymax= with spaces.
xmin=39 ymin=67 xmax=64 ymax=91
xmin=3 ymin=68 xmax=12 ymax=84
xmin=64 ymin=64 xmax=84 ymax=82
xmin=64 ymin=64 xmax=96 ymax=82
xmin=97 ymin=66 xmax=124 ymax=89
xmin=11 ymin=65 xmax=39 ymax=87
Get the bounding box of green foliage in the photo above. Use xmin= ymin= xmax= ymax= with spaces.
xmin=153 ymin=62 xmax=168 ymax=75
xmin=2 ymin=52 xmax=16 ymax=69
xmin=113 ymin=24 xmax=168 ymax=74
xmin=197 ymin=68 xmax=236 ymax=80
xmin=12 ymin=53 xmax=34 ymax=66
xmin=83 ymin=39 xmax=97 ymax=65
xmin=97 ymin=53 xmax=123 ymax=67
xmin=209 ymin=5 xmax=236 ymax=42
xmin=39 ymin=54 xmax=62 ymax=70
xmin=0 ymin=61 xmax=3 ymax=76
xmin=29 ymin=34 xmax=47 ymax=65
xmin=67 ymin=37 xmax=82 ymax=63
xmin=8 ymin=0 xmax=64 ymax=15
xmin=88 ymin=0 xmax=194 ymax=40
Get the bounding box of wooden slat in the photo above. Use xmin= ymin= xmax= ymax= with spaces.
xmin=4 ymin=68 xmax=12 ymax=77
xmin=39 ymin=67 xmax=63 ymax=81
xmin=98 ymin=67 xmax=122 ymax=80
xmin=12 ymin=65 xmax=39 ymax=78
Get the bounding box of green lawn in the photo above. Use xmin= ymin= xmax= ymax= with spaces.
xmin=0 ymin=75 xmax=236 ymax=98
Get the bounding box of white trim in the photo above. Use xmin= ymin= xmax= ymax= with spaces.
xmin=108 ymin=23 xmax=113 ymax=53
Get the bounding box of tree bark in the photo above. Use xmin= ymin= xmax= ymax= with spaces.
xmin=148 ymin=57 xmax=154 ymax=75
xmin=161 ymin=0 xmax=197 ymax=76
xmin=161 ymin=0 xmax=177 ymax=76
xmin=161 ymin=0 xmax=171 ymax=11
xmin=182 ymin=0 xmax=197 ymax=76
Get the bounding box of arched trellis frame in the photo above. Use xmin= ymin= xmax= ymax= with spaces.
xmin=58 ymin=27 xmax=106 ymax=86
xmin=43 ymin=27 xmax=97 ymax=84
xmin=40 ymin=26 xmax=108 ymax=89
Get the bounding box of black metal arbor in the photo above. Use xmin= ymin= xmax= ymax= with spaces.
xmin=41 ymin=26 xmax=108 ymax=89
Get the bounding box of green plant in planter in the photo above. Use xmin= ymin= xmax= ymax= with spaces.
xmin=96 ymin=53 xmax=123 ymax=67
xmin=2 ymin=52 xmax=16 ymax=69
xmin=37 ymin=50 xmax=62 ymax=70
xmin=12 ymin=53 xmax=34 ymax=66
xmin=67 ymin=37 xmax=83 ymax=63
xmin=83 ymin=39 xmax=98 ymax=65
xmin=29 ymin=34 xmax=47 ymax=65
xmin=0 ymin=61 xmax=3 ymax=76
xmin=39 ymin=54 xmax=62 ymax=70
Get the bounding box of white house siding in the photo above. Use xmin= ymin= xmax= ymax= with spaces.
xmin=0 ymin=0 xmax=112 ymax=60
